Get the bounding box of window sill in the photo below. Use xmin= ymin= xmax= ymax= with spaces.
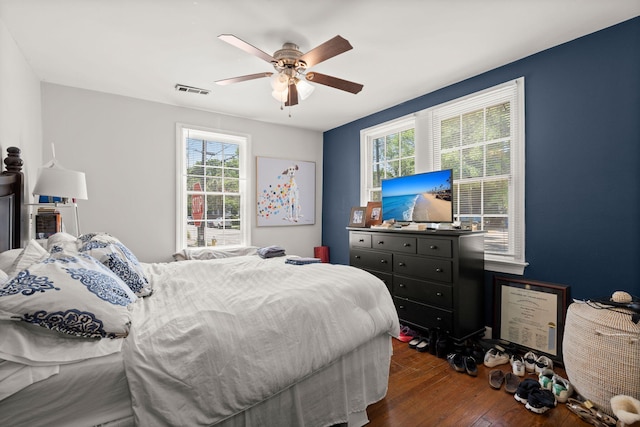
xmin=484 ymin=256 xmax=528 ymax=275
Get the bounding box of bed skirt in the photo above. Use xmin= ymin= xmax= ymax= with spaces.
xmin=0 ymin=333 xmax=393 ymax=427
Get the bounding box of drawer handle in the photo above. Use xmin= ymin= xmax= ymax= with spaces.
xmin=436 ymin=268 xmax=443 ymax=273
xmin=436 ymin=317 xmax=442 ymax=322
xmin=399 ymin=283 xmax=406 ymax=288
xmin=430 ymin=245 xmax=438 ymax=250
xmin=436 ymin=292 xmax=443 ymax=297
xmin=378 ymin=241 xmax=385 ymax=245
xmin=380 ymin=259 xmax=387 ymax=264
xmin=398 ymin=262 xmax=406 ymax=267
xmin=398 ymin=305 xmax=405 ymax=310
xmin=358 ymin=239 xmax=365 ymax=243
xmin=355 ymin=255 xmax=361 ymax=259
xmin=403 ymin=243 xmax=411 ymax=247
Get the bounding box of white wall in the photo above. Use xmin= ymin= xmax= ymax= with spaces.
xmin=0 ymin=17 xmax=42 ymax=241
xmin=41 ymin=83 xmax=323 ymax=262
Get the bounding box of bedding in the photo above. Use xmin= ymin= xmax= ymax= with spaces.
xmin=0 ymin=232 xmax=399 ymax=426
xmin=125 ymin=255 xmax=399 ymax=425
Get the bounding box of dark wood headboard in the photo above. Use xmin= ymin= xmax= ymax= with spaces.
xmin=0 ymin=147 xmax=24 ymax=251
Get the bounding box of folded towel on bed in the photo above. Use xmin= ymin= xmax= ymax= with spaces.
xmin=257 ymin=246 xmax=286 ymax=259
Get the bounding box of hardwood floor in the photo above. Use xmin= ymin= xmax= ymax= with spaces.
xmin=366 ymin=338 xmax=588 ymax=427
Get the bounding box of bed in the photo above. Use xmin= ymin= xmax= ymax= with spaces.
xmin=0 ymin=147 xmax=400 ymax=427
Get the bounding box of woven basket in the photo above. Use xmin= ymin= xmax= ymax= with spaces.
xmin=563 ymin=301 xmax=640 ymax=416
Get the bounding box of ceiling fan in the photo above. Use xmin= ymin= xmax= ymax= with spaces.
xmin=215 ymin=34 xmax=364 ymax=108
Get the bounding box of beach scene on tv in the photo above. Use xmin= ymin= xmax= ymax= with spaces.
xmin=382 ymin=170 xmax=453 ymax=223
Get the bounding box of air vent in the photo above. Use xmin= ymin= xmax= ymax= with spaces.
xmin=175 ymin=84 xmax=210 ymax=95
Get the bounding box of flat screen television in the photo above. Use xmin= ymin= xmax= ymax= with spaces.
xmin=381 ymin=169 xmax=453 ymax=224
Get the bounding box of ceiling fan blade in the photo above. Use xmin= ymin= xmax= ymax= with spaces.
xmin=218 ymin=34 xmax=276 ymax=63
xmin=298 ymin=35 xmax=353 ymax=68
xmin=215 ymin=72 xmax=273 ymax=86
xmin=305 ymin=72 xmax=363 ymax=94
xmin=285 ymin=82 xmax=299 ymax=106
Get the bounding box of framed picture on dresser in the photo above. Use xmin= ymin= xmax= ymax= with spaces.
xmin=348 ymin=206 xmax=366 ymax=227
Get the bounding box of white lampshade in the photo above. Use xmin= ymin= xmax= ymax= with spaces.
xmin=33 ymin=159 xmax=88 ymax=201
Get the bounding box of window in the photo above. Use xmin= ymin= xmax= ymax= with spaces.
xmin=176 ymin=125 xmax=249 ymax=250
xmin=360 ymin=117 xmax=416 ymax=205
xmin=361 ymin=79 xmax=526 ymax=274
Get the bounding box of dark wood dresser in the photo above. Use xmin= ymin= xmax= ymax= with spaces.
xmin=348 ymin=228 xmax=485 ymax=342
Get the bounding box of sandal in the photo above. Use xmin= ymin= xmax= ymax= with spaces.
xmin=566 ymin=398 xmax=617 ymax=427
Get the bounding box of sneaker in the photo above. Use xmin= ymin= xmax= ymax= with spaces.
xmin=525 ymin=388 xmax=557 ymax=414
xmin=534 ymin=355 xmax=553 ymax=374
xmin=447 ymin=352 xmax=466 ymax=373
xmin=484 ymin=347 xmax=510 ymax=367
xmin=523 ymin=351 xmax=537 ymax=373
xmin=510 ymin=354 xmax=525 ymax=376
xmin=514 ymin=378 xmax=540 ymax=404
xmin=464 ymin=356 xmax=478 ymax=376
xmin=551 ymin=374 xmax=573 ymax=403
xmin=538 ymin=368 xmax=555 ymax=390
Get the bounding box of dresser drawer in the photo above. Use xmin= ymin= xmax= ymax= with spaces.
xmin=350 ymin=232 xmax=372 ymax=248
xmin=371 ymin=234 xmax=416 ymax=254
xmin=394 ymin=297 xmax=453 ymax=333
xmin=393 ymin=253 xmax=452 ymax=283
xmin=417 ymin=238 xmax=453 ymax=258
xmin=393 ymin=275 xmax=453 ymax=309
xmin=350 ymin=249 xmax=393 ymax=273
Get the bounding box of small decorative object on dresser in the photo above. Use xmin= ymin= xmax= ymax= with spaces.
xmin=365 ymin=201 xmax=382 ymax=227
xmin=348 ymin=206 xmax=366 ymax=227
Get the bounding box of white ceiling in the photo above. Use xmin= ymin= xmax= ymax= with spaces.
xmin=1 ymin=0 xmax=638 ymax=132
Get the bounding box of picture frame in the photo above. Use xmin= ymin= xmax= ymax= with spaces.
xmin=493 ymin=276 xmax=570 ymax=364
xmin=348 ymin=206 xmax=366 ymax=227
xmin=256 ymin=157 xmax=315 ymax=226
xmin=365 ymin=201 xmax=382 ymax=227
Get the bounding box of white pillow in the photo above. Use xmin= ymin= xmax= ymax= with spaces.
xmin=8 ymin=240 xmax=49 ymax=276
xmin=0 ymin=269 xmax=7 ymax=284
xmin=46 ymin=232 xmax=80 ymax=252
xmin=0 ymin=249 xmax=22 ymax=273
xmin=0 ymin=251 xmax=136 ymax=339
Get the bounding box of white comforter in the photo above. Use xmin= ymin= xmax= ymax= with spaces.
xmin=124 ymin=256 xmax=399 ymax=426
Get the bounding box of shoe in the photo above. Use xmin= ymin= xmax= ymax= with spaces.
xmin=428 ymin=330 xmax=437 ymax=355
xmin=510 ymin=354 xmax=525 ymax=376
xmin=534 ymin=355 xmax=553 ymax=374
xmin=551 ymin=375 xmax=573 ymax=403
xmin=415 ymin=337 xmax=430 ymax=352
xmin=567 ymin=398 xmax=617 ymax=426
xmin=408 ymin=336 xmax=423 ymax=349
xmin=525 ymin=388 xmax=557 ymax=414
xmin=484 ymin=347 xmax=509 ymax=367
xmin=464 ymin=356 xmax=478 ymax=376
xmin=489 ymin=369 xmax=505 ymax=389
xmin=436 ymin=335 xmax=449 ymax=359
xmin=447 ymin=353 xmax=466 ymax=373
xmin=538 ymin=368 xmax=555 ymax=390
xmin=514 ymin=378 xmax=540 ymax=404
xmin=523 ymin=351 xmax=537 ymax=373
xmin=504 ymin=372 xmax=520 ymax=394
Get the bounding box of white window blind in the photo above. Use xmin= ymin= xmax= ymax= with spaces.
xmin=428 ymin=78 xmax=526 ymax=273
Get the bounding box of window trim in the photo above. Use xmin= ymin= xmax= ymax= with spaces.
xmin=359 ymin=79 xmax=527 ymax=275
xmin=175 ymin=123 xmax=250 ymax=251
xmin=359 ymin=115 xmax=418 ymax=206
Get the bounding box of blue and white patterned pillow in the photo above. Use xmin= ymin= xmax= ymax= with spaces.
xmin=77 ymin=233 xmax=152 ymax=297
xmin=0 ymin=251 xmax=136 ymax=339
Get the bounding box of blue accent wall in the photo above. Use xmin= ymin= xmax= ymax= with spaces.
xmin=322 ymin=17 xmax=640 ymax=314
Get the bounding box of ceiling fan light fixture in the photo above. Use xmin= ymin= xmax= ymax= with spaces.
xmin=296 ymin=79 xmax=315 ymax=100
xmin=270 ymin=73 xmax=289 ymax=92
xmin=272 ymin=89 xmax=288 ymax=102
